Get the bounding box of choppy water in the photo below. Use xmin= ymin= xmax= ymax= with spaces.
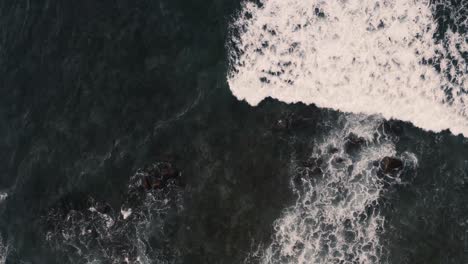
xmin=244 ymin=115 xmax=420 ymax=264
xmin=0 ymin=0 xmax=467 ymax=263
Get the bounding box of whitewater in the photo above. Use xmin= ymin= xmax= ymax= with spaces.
xmin=227 ymin=0 xmax=466 ymax=263
xmin=244 ymin=115 xmax=418 ymax=264
xmin=228 ymin=0 xmax=468 ymax=135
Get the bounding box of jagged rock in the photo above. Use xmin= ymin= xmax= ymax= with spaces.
xmin=380 ymin=157 xmax=403 ymax=174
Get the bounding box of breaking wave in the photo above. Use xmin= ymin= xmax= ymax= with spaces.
xmin=228 ymin=0 xmax=468 ymax=135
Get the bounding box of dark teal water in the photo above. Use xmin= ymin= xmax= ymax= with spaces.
xmin=0 ymin=0 xmax=467 ymax=263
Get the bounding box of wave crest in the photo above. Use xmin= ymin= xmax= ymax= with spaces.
xmin=228 ymin=0 xmax=468 ymax=135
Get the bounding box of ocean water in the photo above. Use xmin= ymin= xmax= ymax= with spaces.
xmin=0 ymin=0 xmax=467 ymax=263
xmin=229 ymin=0 xmax=468 ymax=263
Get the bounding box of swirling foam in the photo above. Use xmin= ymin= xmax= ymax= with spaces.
xmin=45 ymin=164 xmax=183 ymax=264
xmin=228 ymin=0 xmax=468 ymax=135
xmin=246 ymin=115 xmax=417 ymax=263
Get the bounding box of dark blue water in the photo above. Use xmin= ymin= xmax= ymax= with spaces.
xmin=0 ymin=0 xmax=467 ymax=263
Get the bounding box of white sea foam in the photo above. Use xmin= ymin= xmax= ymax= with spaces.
xmin=247 ymin=115 xmax=417 ymax=263
xmin=121 ymin=207 xmax=132 ymax=220
xmin=228 ymin=0 xmax=468 ymax=135
xmin=0 ymin=192 xmax=7 ymax=203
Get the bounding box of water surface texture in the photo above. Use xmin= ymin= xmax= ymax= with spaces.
xmin=0 ymin=0 xmax=467 ymax=263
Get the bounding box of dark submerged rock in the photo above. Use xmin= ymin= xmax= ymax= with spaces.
xmin=138 ymin=162 xmax=182 ymax=191
xmin=328 ymin=145 xmax=339 ymax=154
xmin=310 ymin=167 xmax=323 ymax=176
xmin=380 ymin=156 xmax=403 ymax=174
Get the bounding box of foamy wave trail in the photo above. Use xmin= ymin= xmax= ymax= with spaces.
xmin=228 ymin=0 xmax=468 ymax=135
xmin=245 ymin=115 xmax=417 ymax=264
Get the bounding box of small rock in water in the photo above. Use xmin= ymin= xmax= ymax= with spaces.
xmin=380 ymin=156 xmax=403 ymax=174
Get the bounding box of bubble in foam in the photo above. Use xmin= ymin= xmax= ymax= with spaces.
xmin=228 ymin=0 xmax=468 ymax=135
